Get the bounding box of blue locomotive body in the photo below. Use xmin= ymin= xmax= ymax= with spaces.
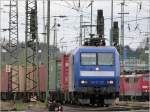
xmin=70 ymin=46 xmax=120 ymax=105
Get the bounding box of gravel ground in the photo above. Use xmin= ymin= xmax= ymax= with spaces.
xmin=0 ymin=100 xmax=16 ymax=111
xmin=0 ymin=100 xmax=149 ymax=112
xmin=0 ymin=100 xmax=47 ymax=111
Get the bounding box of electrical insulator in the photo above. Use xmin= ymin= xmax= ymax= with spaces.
xmin=97 ymin=10 xmax=104 ymax=38
xmin=30 ymin=9 xmax=36 ymax=40
xmin=112 ymin=21 xmax=119 ymax=46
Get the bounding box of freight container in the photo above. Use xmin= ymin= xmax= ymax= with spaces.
xmin=12 ymin=66 xmax=19 ymax=92
xmin=19 ymin=65 xmax=25 ymax=92
xmin=60 ymin=54 xmax=69 ymax=92
xmin=0 ymin=65 xmax=9 ymax=92
xmin=48 ymin=57 xmax=59 ymax=102
xmin=39 ymin=64 xmax=47 ymax=92
xmin=56 ymin=59 xmax=61 ymax=90
xmin=26 ymin=66 xmax=34 ymax=92
xmin=68 ymin=54 xmax=74 ymax=92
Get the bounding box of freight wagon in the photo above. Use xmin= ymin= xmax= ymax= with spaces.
xmin=59 ymin=54 xmax=69 ymax=103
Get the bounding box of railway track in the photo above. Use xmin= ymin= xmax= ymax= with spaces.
xmin=63 ymin=103 xmax=149 ymax=112
xmin=1 ymin=100 xmax=149 ymax=112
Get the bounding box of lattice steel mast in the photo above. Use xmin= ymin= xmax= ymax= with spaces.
xmin=25 ymin=0 xmax=39 ymax=99
xmin=4 ymin=0 xmax=19 ymax=101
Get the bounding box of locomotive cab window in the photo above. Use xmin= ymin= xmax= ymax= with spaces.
xmin=143 ymin=76 xmax=150 ymax=81
xmin=125 ymin=78 xmax=129 ymax=83
xmin=80 ymin=53 xmax=96 ymax=65
xmin=98 ymin=53 xmax=114 ymax=65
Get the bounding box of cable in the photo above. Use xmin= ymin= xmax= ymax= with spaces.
xmin=53 ymin=2 xmax=91 ymax=15
xmin=124 ymin=17 xmax=150 ymax=23
xmin=72 ymin=0 xmax=78 ymax=11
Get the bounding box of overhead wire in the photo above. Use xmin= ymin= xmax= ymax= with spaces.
xmin=1 ymin=0 xmax=149 ymax=49
xmin=72 ymin=0 xmax=78 ymax=11
xmin=53 ymin=2 xmax=91 ymax=15
xmin=120 ymin=0 xmax=149 ymax=48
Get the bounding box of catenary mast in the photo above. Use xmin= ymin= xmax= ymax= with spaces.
xmin=25 ymin=0 xmax=39 ymax=99
xmin=4 ymin=0 xmax=19 ymax=101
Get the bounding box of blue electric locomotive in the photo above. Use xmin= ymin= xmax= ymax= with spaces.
xmin=68 ymin=46 xmax=120 ymax=105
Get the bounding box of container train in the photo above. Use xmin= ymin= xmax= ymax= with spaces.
xmin=0 ymin=46 xmax=120 ymax=106
xmin=0 ymin=58 xmax=149 ymax=103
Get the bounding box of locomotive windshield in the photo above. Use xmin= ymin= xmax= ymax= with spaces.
xmin=80 ymin=52 xmax=114 ymax=66
xmin=81 ymin=53 xmax=96 ymax=65
xmin=98 ymin=53 xmax=114 ymax=65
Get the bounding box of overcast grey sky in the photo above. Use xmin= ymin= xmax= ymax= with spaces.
xmin=0 ymin=0 xmax=149 ymax=51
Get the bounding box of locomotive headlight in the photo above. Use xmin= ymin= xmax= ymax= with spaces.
xmin=107 ymin=80 xmax=114 ymax=84
xmin=145 ymin=90 xmax=148 ymax=92
xmin=81 ymin=80 xmax=88 ymax=84
xmin=109 ymin=80 xmax=114 ymax=84
xmin=81 ymin=80 xmax=85 ymax=84
xmin=142 ymin=85 xmax=148 ymax=89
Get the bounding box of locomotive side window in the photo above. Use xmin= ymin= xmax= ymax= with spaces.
xmin=80 ymin=53 xmax=96 ymax=65
xmin=98 ymin=53 xmax=114 ymax=65
xmin=125 ymin=78 xmax=129 ymax=83
xmin=125 ymin=77 xmax=138 ymax=83
xmin=144 ymin=76 xmax=150 ymax=81
xmin=134 ymin=77 xmax=138 ymax=83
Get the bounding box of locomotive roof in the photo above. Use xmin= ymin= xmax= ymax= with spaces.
xmin=120 ymin=74 xmax=150 ymax=77
xmin=72 ymin=46 xmax=118 ymax=55
xmin=78 ymin=46 xmax=116 ymax=49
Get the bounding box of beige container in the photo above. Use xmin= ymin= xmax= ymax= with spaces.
xmin=19 ymin=66 xmax=38 ymax=92
xmin=26 ymin=66 xmax=34 ymax=92
xmin=19 ymin=65 xmax=25 ymax=92
xmin=11 ymin=66 xmax=19 ymax=92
